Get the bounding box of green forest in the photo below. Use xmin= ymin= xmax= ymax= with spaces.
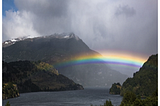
xmin=2 ymin=82 xmax=19 ymax=99
xmin=121 ymin=54 xmax=158 ymax=97
xmin=109 ymin=83 xmax=121 ymax=94
xmin=92 ymin=89 xmax=157 ymax=106
xmin=3 ymin=53 xmax=158 ymax=106
xmin=106 ymin=54 xmax=158 ymax=106
xmin=2 ymin=60 xmax=83 ymax=99
xmin=109 ymin=54 xmax=157 ymax=97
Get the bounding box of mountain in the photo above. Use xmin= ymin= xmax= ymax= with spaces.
xmin=59 ymin=64 xmax=127 ymax=87
xmin=2 ymin=33 xmax=128 ymax=87
xmin=120 ymin=54 xmax=158 ymax=96
xmin=3 ymin=60 xmax=84 ymax=94
xmin=2 ymin=33 xmax=93 ymax=63
xmin=2 ymin=35 xmax=31 ymax=48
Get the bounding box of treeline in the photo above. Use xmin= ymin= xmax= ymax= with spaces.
xmin=109 ymin=54 xmax=157 ymax=97
xmin=103 ymin=54 xmax=158 ymax=106
xmin=91 ymin=89 xmax=158 ymax=106
xmin=2 ymin=82 xmax=19 ymax=99
xmin=121 ymin=54 xmax=158 ymax=97
xmin=120 ymin=90 xmax=158 ymax=106
xmin=109 ymin=83 xmax=121 ymax=95
xmin=91 ymin=100 xmax=113 ymax=106
xmin=34 ymin=61 xmax=59 ymax=75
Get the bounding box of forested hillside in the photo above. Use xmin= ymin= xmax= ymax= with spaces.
xmin=120 ymin=54 xmax=158 ymax=96
xmin=109 ymin=83 xmax=121 ymax=95
xmin=2 ymin=82 xmax=19 ymax=99
xmin=2 ymin=61 xmax=83 ymax=95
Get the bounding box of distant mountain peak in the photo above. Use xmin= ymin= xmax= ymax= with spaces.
xmin=45 ymin=32 xmax=80 ymax=40
xmin=68 ymin=32 xmax=80 ymax=40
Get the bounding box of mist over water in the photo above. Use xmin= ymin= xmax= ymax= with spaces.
xmin=108 ymin=64 xmax=140 ymax=77
xmin=3 ymin=88 xmax=122 ymax=106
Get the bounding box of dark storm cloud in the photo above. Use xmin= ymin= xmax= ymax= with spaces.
xmin=3 ymin=0 xmax=158 ymax=59
xmin=2 ymin=0 xmax=158 ymax=77
xmin=115 ymin=5 xmax=136 ymax=17
xmin=13 ymin=0 xmax=72 ymax=35
xmin=15 ymin=0 xmax=69 ymax=18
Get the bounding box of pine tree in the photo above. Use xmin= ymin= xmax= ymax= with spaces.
xmin=5 ymin=101 xmax=10 ymax=106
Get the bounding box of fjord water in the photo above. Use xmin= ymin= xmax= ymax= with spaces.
xmin=3 ymin=88 xmax=122 ymax=106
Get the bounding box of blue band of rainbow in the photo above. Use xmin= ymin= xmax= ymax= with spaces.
xmin=54 ymin=55 xmax=146 ymax=69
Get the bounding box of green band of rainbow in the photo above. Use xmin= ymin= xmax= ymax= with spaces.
xmin=54 ymin=55 xmax=146 ymax=69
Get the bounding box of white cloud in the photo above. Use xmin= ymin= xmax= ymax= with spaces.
xmin=3 ymin=10 xmax=40 ymax=40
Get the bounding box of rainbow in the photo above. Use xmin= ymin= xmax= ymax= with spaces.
xmin=54 ymin=53 xmax=147 ymax=69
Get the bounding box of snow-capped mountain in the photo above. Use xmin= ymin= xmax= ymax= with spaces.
xmin=46 ymin=33 xmax=80 ymax=40
xmin=3 ymin=35 xmax=32 ymax=47
xmin=2 ymin=33 xmax=127 ymax=87
xmin=2 ymin=33 xmax=80 ymax=47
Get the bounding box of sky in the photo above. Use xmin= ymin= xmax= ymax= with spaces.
xmin=2 ymin=0 xmax=158 ymax=76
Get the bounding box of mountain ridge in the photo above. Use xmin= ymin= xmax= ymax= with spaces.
xmin=3 ymin=33 xmax=128 ymax=87
xmin=2 ymin=33 xmax=80 ymax=48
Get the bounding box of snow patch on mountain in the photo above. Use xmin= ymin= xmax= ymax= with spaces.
xmin=46 ymin=32 xmax=80 ymax=40
xmin=3 ymin=33 xmax=80 ymax=47
xmin=3 ymin=35 xmax=32 ymax=47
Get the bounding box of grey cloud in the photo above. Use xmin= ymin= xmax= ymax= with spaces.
xmin=15 ymin=0 xmax=69 ymax=18
xmin=14 ymin=0 xmax=72 ymax=36
xmin=3 ymin=0 xmax=157 ymax=59
xmin=93 ymin=21 xmax=108 ymax=38
xmin=115 ymin=5 xmax=136 ymax=17
xmin=2 ymin=0 xmax=158 ymax=76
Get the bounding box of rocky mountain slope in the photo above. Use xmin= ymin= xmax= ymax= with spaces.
xmin=3 ymin=33 xmax=128 ymax=87
xmin=3 ymin=33 xmax=93 ymax=63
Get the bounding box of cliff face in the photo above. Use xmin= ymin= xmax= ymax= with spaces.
xmin=120 ymin=54 xmax=158 ymax=96
xmin=2 ymin=61 xmax=84 ymax=94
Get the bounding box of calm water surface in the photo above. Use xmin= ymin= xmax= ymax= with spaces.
xmin=3 ymin=88 xmax=122 ymax=106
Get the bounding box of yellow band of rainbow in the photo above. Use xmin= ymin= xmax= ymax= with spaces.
xmin=54 ymin=54 xmax=146 ymax=69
